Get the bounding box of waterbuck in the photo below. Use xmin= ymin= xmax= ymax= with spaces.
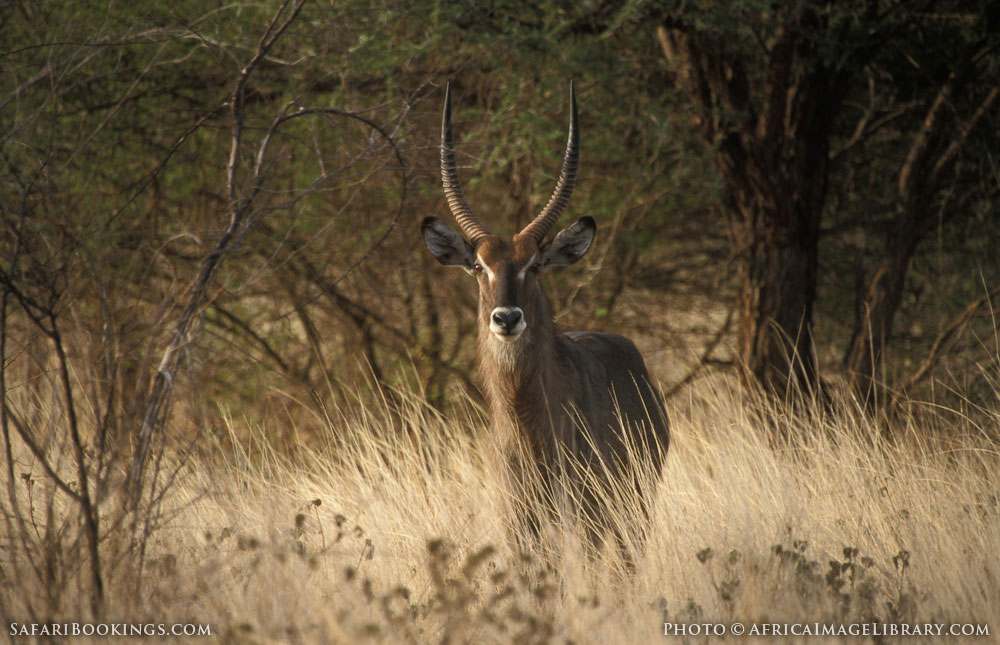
xmin=421 ymin=82 xmax=669 ymax=561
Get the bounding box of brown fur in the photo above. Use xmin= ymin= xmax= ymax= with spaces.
xmin=469 ymin=233 xmax=670 ymax=557
xmin=425 ymin=83 xmax=667 ymax=563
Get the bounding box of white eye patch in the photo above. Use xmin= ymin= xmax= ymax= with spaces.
xmin=474 ymin=253 xmax=539 ymax=282
xmin=475 ymin=254 xmax=496 ymax=282
xmin=516 ymin=253 xmax=538 ymax=281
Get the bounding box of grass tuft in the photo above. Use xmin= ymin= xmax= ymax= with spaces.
xmin=2 ymin=375 xmax=999 ymax=642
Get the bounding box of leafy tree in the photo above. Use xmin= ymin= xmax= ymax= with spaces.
xmin=655 ymin=0 xmax=1000 ymax=405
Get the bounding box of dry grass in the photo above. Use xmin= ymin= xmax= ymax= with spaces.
xmin=3 ymin=375 xmax=1000 ymax=644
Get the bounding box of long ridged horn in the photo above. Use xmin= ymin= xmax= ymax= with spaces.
xmin=519 ymin=81 xmax=579 ymax=244
xmin=441 ymin=82 xmax=490 ymax=242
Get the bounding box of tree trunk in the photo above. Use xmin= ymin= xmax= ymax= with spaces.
xmin=658 ymin=18 xmax=837 ymax=399
xmin=737 ymin=200 xmax=821 ymax=397
xmin=843 ymin=78 xmax=997 ymax=407
xmin=842 ymin=229 xmax=915 ymax=407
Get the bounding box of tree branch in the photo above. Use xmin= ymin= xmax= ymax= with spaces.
xmin=128 ymin=0 xmax=309 ymax=508
xmin=665 ymin=307 xmax=734 ymax=398
xmin=900 ymin=283 xmax=1000 ymax=393
xmin=927 ymin=86 xmax=999 ymax=186
xmin=898 ymin=72 xmax=954 ymax=204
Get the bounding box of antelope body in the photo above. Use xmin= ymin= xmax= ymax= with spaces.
xmin=422 ymin=83 xmax=669 ymax=557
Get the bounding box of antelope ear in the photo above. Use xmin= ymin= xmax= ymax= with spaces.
xmin=539 ymin=216 xmax=595 ymax=268
xmin=421 ymin=217 xmax=475 ymax=269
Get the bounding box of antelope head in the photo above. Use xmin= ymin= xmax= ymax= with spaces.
xmin=421 ymin=82 xmax=595 ymax=347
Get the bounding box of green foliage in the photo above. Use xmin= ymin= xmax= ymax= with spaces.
xmin=2 ymin=0 xmax=997 ymax=429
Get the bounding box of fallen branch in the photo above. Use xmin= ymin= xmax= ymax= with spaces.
xmin=665 ymin=307 xmax=734 ymax=398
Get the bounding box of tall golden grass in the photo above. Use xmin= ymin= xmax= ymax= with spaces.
xmin=3 ymin=373 xmax=999 ymax=643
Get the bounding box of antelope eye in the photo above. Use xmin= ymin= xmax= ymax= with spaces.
xmin=473 ymin=263 xmax=484 ymax=273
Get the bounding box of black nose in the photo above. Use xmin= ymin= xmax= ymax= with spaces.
xmin=492 ymin=309 xmax=522 ymax=331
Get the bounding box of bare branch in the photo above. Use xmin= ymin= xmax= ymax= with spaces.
xmin=665 ymin=307 xmax=734 ymax=398
xmin=900 ymin=283 xmax=1000 ymax=392
xmin=1 ymin=399 xmax=82 ymax=502
xmin=927 ymin=86 xmax=999 ymax=186
xmin=128 ymin=0 xmax=309 ymax=508
xmin=227 ymin=0 xmax=307 ymax=208
xmin=897 ymin=73 xmax=954 ymax=203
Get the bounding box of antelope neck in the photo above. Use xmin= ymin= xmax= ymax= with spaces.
xmin=478 ymin=288 xmax=562 ymax=437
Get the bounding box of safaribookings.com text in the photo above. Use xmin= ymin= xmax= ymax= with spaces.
xmin=10 ymin=622 xmax=212 ymax=638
